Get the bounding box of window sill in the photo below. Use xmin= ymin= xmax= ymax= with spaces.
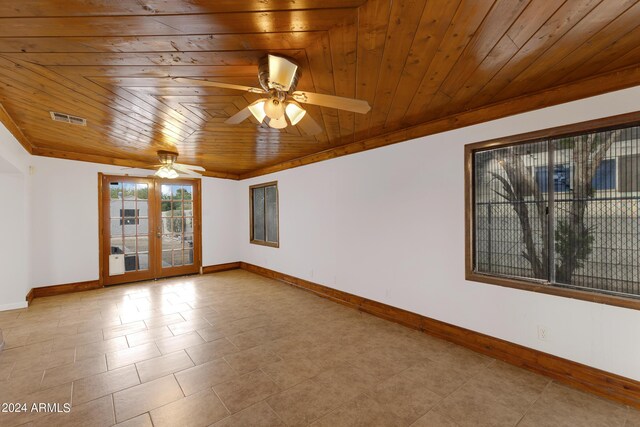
xmin=466 ymin=271 xmax=640 ymax=311
xmin=250 ymin=240 xmax=279 ymax=248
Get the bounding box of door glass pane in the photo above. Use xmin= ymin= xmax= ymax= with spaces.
xmin=252 ymin=187 xmax=265 ymax=241
xmin=265 ymin=185 xmax=278 ymax=243
xmin=173 ymin=250 xmax=184 ymax=266
xmin=161 ymin=201 xmax=172 ymax=217
xmin=137 ymin=236 xmax=149 ymax=253
xmin=136 ymin=184 xmax=148 ymax=200
xmin=138 ymin=253 xmax=149 ymax=271
xmin=123 ymin=201 xmax=136 ymax=236
xmin=124 ymin=221 xmax=137 ymax=236
xmin=110 ymin=219 xmax=122 ymax=236
xmin=161 ymin=185 xmax=172 ymax=200
xmin=123 ymin=183 xmax=135 ymax=200
xmin=110 ymin=238 xmax=123 ymax=254
xmin=182 ymin=186 xmax=193 ymax=200
xmin=184 ymin=218 xmax=193 ymax=233
xmin=138 ymin=218 xmax=149 ymax=235
xmin=124 ymin=255 xmax=136 ymax=272
xmin=184 ymin=249 xmax=194 ymax=265
xmin=124 ymin=237 xmax=136 ymax=254
xmin=172 ymin=185 xmax=183 ymax=199
xmin=110 ymin=182 xmax=122 ymax=199
xmin=184 ymin=233 xmax=194 ymax=250
xmin=110 ymin=200 xmax=122 ymax=219
xmin=162 ymin=250 xmax=172 ymax=267
xmin=172 ymin=218 xmax=183 ymax=234
xmin=137 ymin=200 xmax=148 ymax=217
xmin=183 ymin=202 xmax=193 ymax=216
xmin=171 ymin=201 xmax=182 ymax=215
xmin=162 ymin=217 xmax=172 ymax=233
xmin=163 ymin=234 xmax=180 ymax=251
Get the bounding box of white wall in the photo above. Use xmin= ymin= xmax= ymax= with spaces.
xmin=239 ymin=85 xmax=640 ymax=381
xmin=0 ymin=124 xmax=31 ymax=310
xmin=201 ymin=177 xmax=241 ymax=265
xmin=0 ymin=172 xmax=29 ymax=310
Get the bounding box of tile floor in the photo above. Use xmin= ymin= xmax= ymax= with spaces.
xmin=0 ymin=269 xmax=638 ymax=427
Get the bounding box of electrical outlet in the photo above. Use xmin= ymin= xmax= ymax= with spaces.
xmin=537 ymin=325 xmax=548 ymax=341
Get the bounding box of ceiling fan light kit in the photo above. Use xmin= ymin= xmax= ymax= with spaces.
xmin=175 ymin=54 xmax=370 ymax=136
xmin=130 ymin=150 xmax=206 ymax=179
xmin=145 ymin=54 xmax=373 ymax=176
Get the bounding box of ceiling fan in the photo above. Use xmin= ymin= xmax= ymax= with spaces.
xmin=124 ymin=150 xmax=205 ymax=179
xmin=173 ymin=54 xmax=371 ymax=135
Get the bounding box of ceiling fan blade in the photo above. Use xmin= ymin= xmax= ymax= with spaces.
xmin=120 ymin=165 xmax=157 ymax=170
xmin=292 ymin=91 xmax=371 ymax=114
xmin=174 ymin=163 xmax=205 ymax=172
xmin=172 ymin=164 xmax=202 ymax=177
xmin=268 ymin=54 xmax=298 ymax=92
xmin=172 ymin=77 xmax=265 ymax=94
xmin=225 ymin=106 xmax=253 ymax=124
xmin=297 ymin=114 xmax=323 ymax=136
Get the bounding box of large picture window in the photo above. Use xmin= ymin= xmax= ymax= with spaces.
xmin=250 ymin=181 xmax=279 ymax=247
xmin=466 ymin=119 xmax=640 ymax=305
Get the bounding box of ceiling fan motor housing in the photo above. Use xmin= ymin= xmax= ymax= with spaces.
xmin=157 ymin=150 xmax=178 ymax=165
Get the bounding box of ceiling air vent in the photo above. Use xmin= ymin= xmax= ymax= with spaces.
xmin=49 ymin=111 xmax=87 ymax=126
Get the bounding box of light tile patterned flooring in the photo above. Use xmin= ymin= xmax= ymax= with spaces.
xmin=0 ymin=269 xmax=639 ymax=427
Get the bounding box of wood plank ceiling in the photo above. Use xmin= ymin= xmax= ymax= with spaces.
xmin=1 ymin=0 xmax=640 ymax=179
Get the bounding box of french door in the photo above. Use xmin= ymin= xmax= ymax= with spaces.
xmin=100 ymin=175 xmax=201 ymax=286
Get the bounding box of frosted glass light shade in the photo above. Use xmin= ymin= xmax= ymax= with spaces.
xmin=285 ymin=101 xmax=306 ymax=125
xmin=268 ymin=116 xmax=287 ymax=129
xmin=155 ymin=166 xmax=179 ymax=179
xmin=248 ymin=100 xmax=267 ymax=123
xmin=155 ymin=167 xmax=169 ymax=178
xmin=264 ymin=98 xmax=285 ymax=119
xmin=268 ymin=54 xmax=298 ymax=91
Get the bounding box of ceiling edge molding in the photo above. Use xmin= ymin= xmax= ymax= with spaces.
xmin=0 ymin=102 xmax=34 ymax=154
xmin=239 ymin=63 xmax=640 ymax=180
xmin=31 ymin=147 xmax=239 ymax=180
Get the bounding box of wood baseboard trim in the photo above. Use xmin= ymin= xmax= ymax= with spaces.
xmin=25 ymin=288 xmax=34 ymax=305
xmin=202 ymin=262 xmax=241 ymax=274
xmin=27 ymin=280 xmax=103 ymax=301
xmin=239 ymin=261 xmax=640 ymax=409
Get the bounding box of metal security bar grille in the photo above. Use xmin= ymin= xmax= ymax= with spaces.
xmin=473 ymin=124 xmax=640 ymax=298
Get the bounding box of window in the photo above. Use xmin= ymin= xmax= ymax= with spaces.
xmin=250 ymin=182 xmax=279 ymax=247
xmin=466 ymin=120 xmax=640 ymax=305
